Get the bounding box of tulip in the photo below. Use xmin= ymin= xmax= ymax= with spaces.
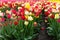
xmin=14 ymin=21 xmax=18 ymax=25
xmin=21 ymin=16 xmax=26 ymax=20
xmin=25 ymin=15 xmax=28 ymax=20
xmin=2 ymin=18 xmax=5 ymax=22
xmin=6 ymin=10 xmax=11 ymax=14
xmin=12 ymin=14 xmax=16 ymax=17
xmin=55 ymin=14 xmax=59 ymax=19
xmin=29 ymin=12 xmax=33 ymax=15
xmin=18 ymin=7 xmax=21 ymax=10
xmin=34 ymin=22 xmax=37 ymax=27
xmin=35 ymin=12 xmax=40 ymax=17
xmin=0 ymin=11 xmax=4 ymax=16
xmin=45 ymin=11 xmax=50 ymax=16
xmin=28 ymin=16 xmax=33 ymax=21
xmin=24 ymin=21 xmax=29 ymax=26
xmin=52 ymin=5 xmax=56 ymax=9
xmin=9 ymin=3 xmax=13 ymax=8
xmin=50 ymin=14 xmax=55 ymax=19
xmin=25 ymin=10 xmax=30 ymax=15
xmin=11 ymin=9 xmax=17 ymax=14
xmin=57 ymin=19 xmax=60 ymax=23
xmin=25 ymin=2 xmax=31 ymax=10
xmin=0 ymin=4 xmax=2 ymax=7
xmin=7 ymin=14 xmax=11 ymax=19
xmin=41 ymin=27 xmax=45 ymax=31
xmin=49 ymin=14 xmax=55 ymax=19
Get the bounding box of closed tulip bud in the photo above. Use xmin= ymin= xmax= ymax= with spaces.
xmin=14 ymin=21 xmax=18 ymax=25
xmin=24 ymin=21 xmax=29 ymax=26
xmin=34 ymin=22 xmax=37 ymax=27
xmin=41 ymin=27 xmax=45 ymax=31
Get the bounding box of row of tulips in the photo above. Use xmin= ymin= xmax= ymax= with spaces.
xmin=0 ymin=1 xmax=60 ymax=40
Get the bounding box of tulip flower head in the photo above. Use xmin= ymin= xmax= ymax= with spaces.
xmin=28 ymin=16 xmax=33 ymax=21
xmin=24 ymin=21 xmax=29 ymax=26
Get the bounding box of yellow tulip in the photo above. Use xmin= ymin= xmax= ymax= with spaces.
xmin=25 ymin=15 xmax=28 ymax=20
xmin=52 ymin=5 xmax=56 ymax=9
xmin=25 ymin=2 xmax=31 ymax=10
xmin=55 ymin=14 xmax=59 ymax=19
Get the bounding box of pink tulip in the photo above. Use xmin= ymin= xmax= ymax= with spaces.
xmin=11 ymin=9 xmax=17 ymax=14
xmin=2 ymin=18 xmax=5 ymax=22
xmin=7 ymin=14 xmax=11 ymax=19
xmin=57 ymin=19 xmax=60 ymax=23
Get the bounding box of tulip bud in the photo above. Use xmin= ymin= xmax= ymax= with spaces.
xmin=14 ymin=21 xmax=18 ymax=25
xmin=41 ymin=27 xmax=45 ymax=31
xmin=24 ymin=21 xmax=29 ymax=26
xmin=34 ymin=22 xmax=37 ymax=27
xmin=55 ymin=14 xmax=59 ymax=19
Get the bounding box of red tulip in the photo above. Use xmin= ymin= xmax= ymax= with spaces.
xmin=47 ymin=2 xmax=50 ymax=5
xmin=2 ymin=18 xmax=5 ymax=22
xmin=35 ymin=12 xmax=40 ymax=16
xmin=45 ymin=11 xmax=50 ymax=16
xmin=0 ymin=4 xmax=2 ymax=7
xmin=21 ymin=16 xmax=26 ymax=20
xmin=48 ymin=8 xmax=52 ymax=12
xmin=7 ymin=14 xmax=11 ymax=19
xmin=9 ymin=3 xmax=13 ymax=8
xmin=41 ymin=27 xmax=45 ymax=31
xmin=50 ymin=14 xmax=55 ymax=19
xmin=14 ymin=21 xmax=18 ymax=25
xmin=19 ymin=7 xmax=25 ymax=12
xmin=20 ymin=12 xmax=24 ymax=16
xmin=35 ymin=5 xmax=38 ymax=8
xmin=12 ymin=9 xmax=17 ymax=14
xmin=53 ymin=2 xmax=56 ymax=6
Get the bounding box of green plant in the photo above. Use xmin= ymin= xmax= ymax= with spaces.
xmin=47 ymin=18 xmax=60 ymax=40
xmin=0 ymin=20 xmax=38 ymax=40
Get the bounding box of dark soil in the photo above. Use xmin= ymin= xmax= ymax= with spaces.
xmin=33 ymin=30 xmax=53 ymax=40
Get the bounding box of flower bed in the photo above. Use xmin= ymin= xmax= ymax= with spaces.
xmin=0 ymin=1 xmax=60 ymax=40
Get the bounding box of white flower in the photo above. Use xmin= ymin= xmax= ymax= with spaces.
xmin=28 ymin=16 xmax=33 ymax=21
xmin=29 ymin=12 xmax=32 ymax=15
xmin=52 ymin=9 xmax=59 ymax=12
xmin=56 ymin=3 xmax=60 ymax=10
xmin=21 ymin=4 xmax=25 ymax=7
xmin=25 ymin=10 xmax=29 ymax=15
xmin=6 ymin=10 xmax=11 ymax=14
xmin=18 ymin=7 xmax=21 ymax=10
xmin=0 ymin=11 xmax=4 ymax=16
xmin=24 ymin=21 xmax=29 ymax=26
xmin=45 ymin=9 xmax=48 ymax=12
